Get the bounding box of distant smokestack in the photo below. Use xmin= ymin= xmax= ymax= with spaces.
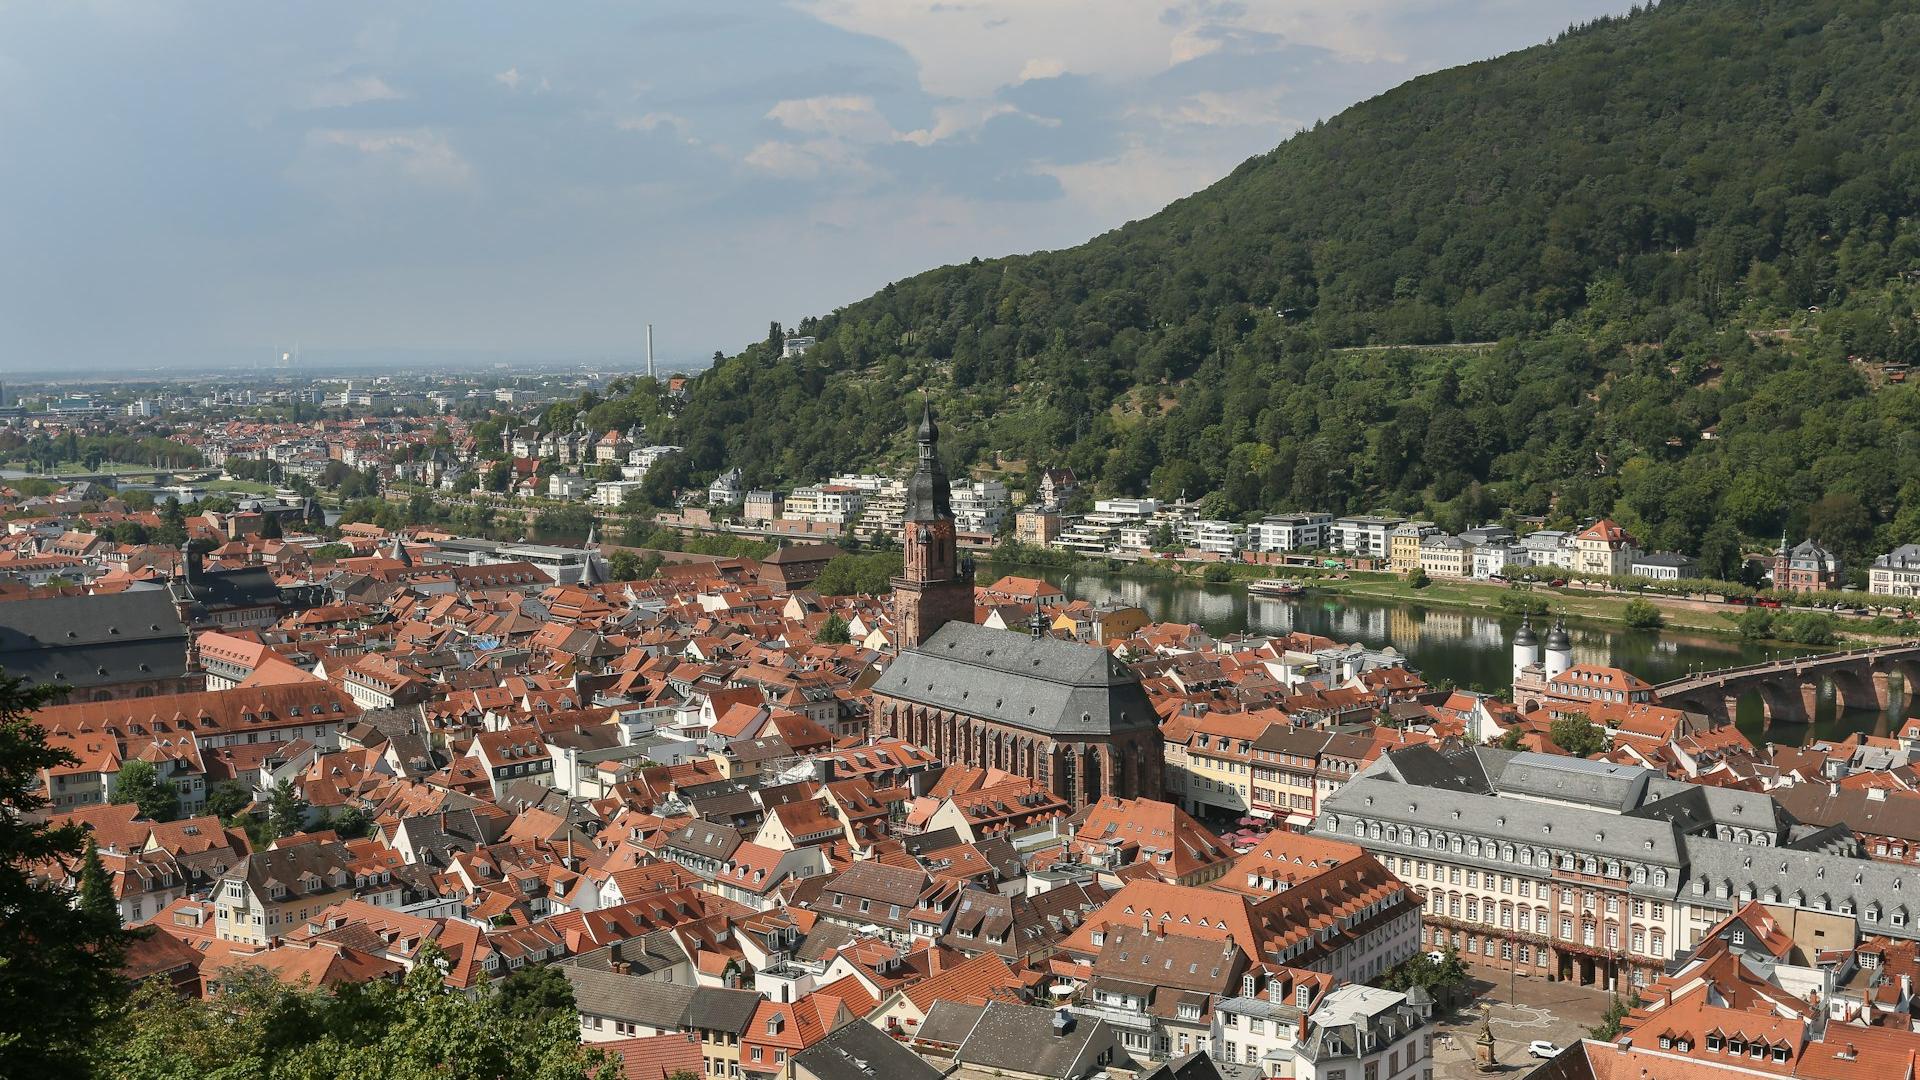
xmin=646 ymin=323 xmax=655 ymax=380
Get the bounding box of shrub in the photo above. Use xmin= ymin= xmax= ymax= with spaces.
xmin=1623 ymin=598 xmax=1665 ymax=629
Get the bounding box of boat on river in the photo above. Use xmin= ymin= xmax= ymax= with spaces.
xmin=1248 ymin=579 xmax=1308 ymax=598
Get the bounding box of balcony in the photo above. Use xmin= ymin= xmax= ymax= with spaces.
xmin=1070 ymin=1002 xmax=1157 ymax=1032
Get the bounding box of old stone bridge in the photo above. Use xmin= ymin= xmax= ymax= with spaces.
xmin=1657 ymin=642 xmax=1920 ymax=729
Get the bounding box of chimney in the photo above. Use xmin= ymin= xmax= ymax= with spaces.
xmin=646 ymin=324 xmax=655 ymax=380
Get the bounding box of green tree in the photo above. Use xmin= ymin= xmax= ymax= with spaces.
xmin=1807 ymin=493 xmax=1874 ymax=565
xmin=205 ymin=781 xmax=253 ymax=823
xmin=1380 ymin=945 xmax=1469 ymax=1003
xmin=78 ymin=838 xmax=118 ymax=925
xmin=1202 ymin=563 xmax=1234 ymax=583
xmin=811 ymin=553 xmax=903 ymax=596
xmin=331 ymin=806 xmax=373 ymax=840
xmin=0 ymin=674 xmax=132 ymax=1078
xmin=1622 ymin=598 xmax=1665 ymax=630
xmin=1498 ymin=728 xmax=1525 ymax=750
xmin=268 ymin=779 xmax=308 ymax=839
xmin=817 ymin=614 xmax=852 ymax=644
xmin=1589 ymin=993 xmax=1636 ymax=1040
xmin=1696 ymin=521 xmax=1743 ymax=582
xmin=486 ymin=460 xmax=513 ymax=492
xmin=111 ymin=758 xmax=179 ymax=822
xmin=493 ymin=964 xmax=575 ymax=1025
xmin=607 ymin=549 xmax=661 ymax=582
xmin=1404 ymin=567 xmax=1430 ymax=589
xmin=1549 ymin=714 xmax=1608 ymax=757
xmin=100 ymin=946 xmax=610 ymax=1080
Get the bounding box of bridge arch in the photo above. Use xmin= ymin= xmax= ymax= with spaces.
xmin=1754 ymin=680 xmax=1808 ymax=727
xmin=1827 ymin=667 xmax=1882 ymax=715
xmin=1666 ymin=692 xmax=1730 ymax=727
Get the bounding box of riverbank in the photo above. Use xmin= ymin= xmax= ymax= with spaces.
xmin=984 ymin=552 xmax=1872 ymax=651
xmin=1314 ymin=574 xmax=1732 ymax=635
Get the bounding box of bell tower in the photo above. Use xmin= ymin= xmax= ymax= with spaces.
xmin=893 ymin=399 xmax=975 ymax=650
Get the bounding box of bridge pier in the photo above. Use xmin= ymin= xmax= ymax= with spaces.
xmin=1800 ymin=681 xmax=1822 ymax=725
xmin=1724 ymin=694 xmax=1745 ymax=731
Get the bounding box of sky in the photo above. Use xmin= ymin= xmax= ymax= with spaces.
xmin=0 ymin=1 xmax=1634 ymax=373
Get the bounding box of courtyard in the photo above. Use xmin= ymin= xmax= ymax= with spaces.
xmin=1427 ymin=973 xmax=1616 ymax=1079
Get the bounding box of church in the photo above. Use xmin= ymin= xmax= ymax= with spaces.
xmin=870 ymin=403 xmax=1163 ymax=809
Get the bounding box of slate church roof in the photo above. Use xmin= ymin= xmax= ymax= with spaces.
xmin=0 ymin=589 xmax=189 ymax=690
xmin=872 ymin=621 xmax=1158 ymax=737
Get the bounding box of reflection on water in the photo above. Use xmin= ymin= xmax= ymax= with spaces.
xmin=989 ymin=563 xmax=1912 ymax=746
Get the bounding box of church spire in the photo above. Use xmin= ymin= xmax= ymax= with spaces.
xmin=905 ymin=396 xmax=951 ymax=523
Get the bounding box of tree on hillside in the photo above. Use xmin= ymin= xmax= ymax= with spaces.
xmin=1696 ymin=520 xmax=1744 ymax=582
xmin=0 ymin=674 xmax=132 ymax=1079
xmin=1808 ymin=493 xmax=1874 ymax=565
xmin=111 ymin=758 xmax=179 ymax=822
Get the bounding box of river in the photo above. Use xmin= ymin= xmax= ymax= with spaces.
xmin=987 ymin=563 xmax=1912 ymax=746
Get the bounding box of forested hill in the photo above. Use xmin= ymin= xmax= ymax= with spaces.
xmin=646 ymin=0 xmax=1920 ymax=574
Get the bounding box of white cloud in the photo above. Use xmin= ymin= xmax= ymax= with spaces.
xmin=743 ymin=138 xmax=876 ymax=181
xmin=1039 ymin=138 xmax=1237 ymax=222
xmin=305 ymin=128 xmax=473 ymax=187
xmin=898 ymin=101 xmax=1019 ymax=146
xmin=1016 ymin=57 xmax=1065 ymax=82
xmin=305 ymin=74 xmax=401 ymax=109
xmin=766 ymin=95 xmax=896 ymax=142
xmin=794 ymin=0 xmax=1450 ymax=100
xmin=616 ymin=111 xmax=689 ymax=134
xmin=1137 ymin=87 xmax=1296 ymax=130
xmin=494 ymin=66 xmax=522 ymax=89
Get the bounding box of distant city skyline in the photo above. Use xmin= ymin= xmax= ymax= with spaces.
xmin=0 ymin=1 xmax=1632 ymax=371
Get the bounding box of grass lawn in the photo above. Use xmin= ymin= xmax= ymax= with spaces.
xmin=202 ymin=479 xmax=279 ymax=495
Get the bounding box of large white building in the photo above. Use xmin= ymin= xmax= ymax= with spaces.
xmin=1330 ymin=515 xmax=1404 ymax=559
xmin=1317 ymin=744 xmax=1920 ymax=995
xmin=950 ymin=479 xmax=1009 ymax=534
xmin=1185 ymin=519 xmax=1245 ymax=557
xmin=1251 ymin=513 xmax=1332 ymax=553
xmin=1870 ymin=544 xmax=1920 ymax=599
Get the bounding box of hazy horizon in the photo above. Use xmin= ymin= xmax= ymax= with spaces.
xmin=0 ymin=1 xmax=1633 ymax=372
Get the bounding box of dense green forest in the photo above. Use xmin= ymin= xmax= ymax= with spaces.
xmin=595 ymin=0 xmax=1920 ymax=574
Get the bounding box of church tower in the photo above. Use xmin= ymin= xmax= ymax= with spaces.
xmin=892 ymin=399 xmax=975 ymax=650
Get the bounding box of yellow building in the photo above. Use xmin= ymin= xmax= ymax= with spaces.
xmin=1389 ymin=522 xmax=1439 ymax=573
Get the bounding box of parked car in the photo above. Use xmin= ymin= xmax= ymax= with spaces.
xmin=1549 ymin=578 xmax=1567 ymax=587
xmin=1529 ymin=1041 xmax=1562 ymax=1059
